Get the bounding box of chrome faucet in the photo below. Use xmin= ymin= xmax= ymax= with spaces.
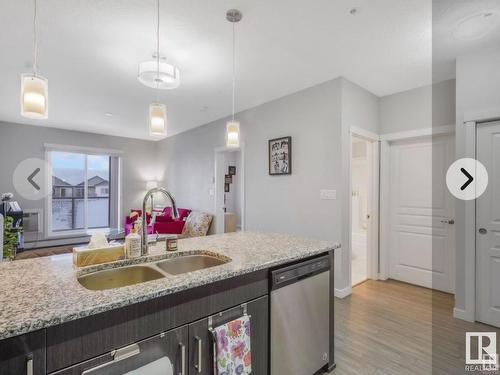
xmin=141 ymin=187 xmax=178 ymax=256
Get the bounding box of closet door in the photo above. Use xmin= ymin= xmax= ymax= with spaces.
xmin=188 ymin=296 xmax=269 ymax=375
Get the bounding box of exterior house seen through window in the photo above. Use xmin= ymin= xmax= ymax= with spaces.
xmin=49 ymin=151 xmax=111 ymax=233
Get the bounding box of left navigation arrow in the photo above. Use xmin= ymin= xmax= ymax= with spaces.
xmin=27 ymin=168 xmax=41 ymax=191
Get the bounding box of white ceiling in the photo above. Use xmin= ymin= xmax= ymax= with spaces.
xmin=0 ymin=0 xmax=498 ymax=140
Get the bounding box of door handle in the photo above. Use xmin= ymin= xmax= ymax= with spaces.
xmin=82 ymin=344 xmax=140 ymax=374
xmin=479 ymin=228 xmax=488 ymax=234
xmin=194 ymin=336 xmax=203 ymax=373
xmin=26 ymin=354 xmax=33 ymax=375
xmin=179 ymin=343 xmax=186 ymax=375
xmin=441 ymin=219 xmax=455 ymax=225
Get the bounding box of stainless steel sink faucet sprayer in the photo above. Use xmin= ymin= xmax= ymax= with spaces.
xmin=142 ymin=188 xmax=178 ymax=256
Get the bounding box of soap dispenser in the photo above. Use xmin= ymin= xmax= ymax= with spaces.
xmin=125 ymin=223 xmax=141 ymax=259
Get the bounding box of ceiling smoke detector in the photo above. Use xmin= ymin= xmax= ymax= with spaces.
xmin=138 ymin=55 xmax=180 ymax=90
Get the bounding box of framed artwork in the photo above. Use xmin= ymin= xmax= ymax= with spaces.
xmin=269 ymin=136 xmax=292 ymax=175
xmin=225 ymin=174 xmax=232 ymax=184
xmin=224 ymin=183 xmax=230 ymax=193
xmin=228 ymin=166 xmax=236 ymax=175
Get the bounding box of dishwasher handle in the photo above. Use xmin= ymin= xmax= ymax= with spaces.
xmin=271 ymin=255 xmax=330 ymax=290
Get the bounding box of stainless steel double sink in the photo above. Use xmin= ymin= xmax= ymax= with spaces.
xmin=77 ymin=254 xmax=230 ymax=291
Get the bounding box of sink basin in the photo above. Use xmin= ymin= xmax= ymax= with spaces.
xmin=78 ymin=265 xmax=165 ymax=291
xmin=156 ymin=255 xmax=229 ymax=275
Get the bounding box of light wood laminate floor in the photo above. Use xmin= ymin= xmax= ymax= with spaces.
xmin=331 ymin=280 xmax=500 ymax=375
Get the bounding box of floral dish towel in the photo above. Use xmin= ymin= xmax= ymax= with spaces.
xmin=212 ymin=315 xmax=252 ymax=375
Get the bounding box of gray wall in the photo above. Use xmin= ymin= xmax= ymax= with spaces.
xmin=455 ymin=47 xmax=500 ymax=312
xmin=157 ymin=77 xmax=380 ymax=291
xmin=341 ymin=78 xmax=380 ymax=134
xmin=380 ymin=79 xmax=456 ymax=134
xmin=158 ymin=78 xmax=343 ymax=239
xmin=0 ymin=121 xmax=157 ymax=246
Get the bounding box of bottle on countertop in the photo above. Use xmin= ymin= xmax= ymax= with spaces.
xmin=125 ymin=223 xmax=141 ymax=259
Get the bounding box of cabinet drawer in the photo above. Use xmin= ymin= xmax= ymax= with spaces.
xmin=50 ymin=325 xmax=188 ymax=375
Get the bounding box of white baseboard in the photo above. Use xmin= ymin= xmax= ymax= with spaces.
xmin=335 ymin=287 xmax=352 ymax=298
xmin=453 ymin=307 xmax=474 ymax=322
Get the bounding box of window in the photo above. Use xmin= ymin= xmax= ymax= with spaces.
xmin=47 ymin=148 xmax=119 ymax=235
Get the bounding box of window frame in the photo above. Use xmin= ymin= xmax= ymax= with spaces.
xmin=45 ymin=144 xmax=122 ymax=239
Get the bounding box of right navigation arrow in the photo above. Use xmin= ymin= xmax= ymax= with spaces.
xmin=460 ymin=168 xmax=473 ymax=191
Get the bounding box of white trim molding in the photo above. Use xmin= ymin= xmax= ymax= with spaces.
xmin=380 ymin=125 xmax=455 ymax=141
xmin=44 ymin=143 xmax=124 ymax=156
xmin=464 ymin=107 xmax=500 ymax=123
xmin=350 ymin=126 xmax=380 ymax=141
xmin=334 ymin=286 xmax=352 ymax=299
xmin=453 ymin=308 xmax=474 ymax=322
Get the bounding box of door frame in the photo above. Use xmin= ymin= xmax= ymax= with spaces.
xmin=379 ymin=125 xmax=455 ymax=280
xmin=459 ymin=107 xmax=500 ymax=322
xmin=348 ymin=126 xmax=380 ymax=286
xmin=213 ymin=145 xmax=246 ymax=234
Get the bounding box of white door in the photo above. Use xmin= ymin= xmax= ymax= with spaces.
xmin=388 ymin=135 xmax=455 ymax=292
xmin=476 ymin=121 xmax=500 ymax=327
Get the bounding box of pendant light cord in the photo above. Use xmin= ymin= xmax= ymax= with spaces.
xmin=232 ymin=21 xmax=236 ymax=121
xmin=156 ymin=0 xmax=160 ymax=101
xmin=33 ymin=0 xmax=38 ymax=75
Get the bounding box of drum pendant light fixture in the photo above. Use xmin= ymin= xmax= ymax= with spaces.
xmin=225 ymin=9 xmax=242 ymax=148
xmin=21 ymin=0 xmax=48 ymax=119
xmin=148 ymin=0 xmax=167 ymax=137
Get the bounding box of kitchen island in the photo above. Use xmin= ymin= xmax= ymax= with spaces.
xmin=0 ymin=232 xmax=339 ymax=374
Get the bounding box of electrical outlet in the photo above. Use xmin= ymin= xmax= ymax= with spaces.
xmin=320 ymin=189 xmax=336 ymax=200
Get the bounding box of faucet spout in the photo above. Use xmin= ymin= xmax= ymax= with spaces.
xmin=141 ymin=187 xmax=178 ymax=256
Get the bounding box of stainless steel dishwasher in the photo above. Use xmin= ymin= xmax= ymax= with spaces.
xmin=270 ymin=255 xmax=330 ymax=375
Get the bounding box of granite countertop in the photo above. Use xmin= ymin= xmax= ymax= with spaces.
xmin=0 ymin=231 xmax=339 ymax=340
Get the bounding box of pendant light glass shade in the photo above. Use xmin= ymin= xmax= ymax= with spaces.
xmin=138 ymin=59 xmax=180 ymax=89
xmin=20 ymin=73 xmax=48 ymax=119
xmin=149 ymin=103 xmax=167 ymax=137
xmin=226 ymin=120 xmax=240 ymax=148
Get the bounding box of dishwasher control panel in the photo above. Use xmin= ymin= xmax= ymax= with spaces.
xmin=271 ymin=255 xmax=330 ymax=288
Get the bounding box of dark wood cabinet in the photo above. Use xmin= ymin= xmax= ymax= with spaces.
xmin=50 ymin=325 xmax=188 ymax=375
xmin=0 ymin=329 xmax=46 ymax=375
xmin=188 ymin=296 xmax=269 ymax=375
xmin=46 ymin=270 xmax=268 ymax=373
xmin=0 ymin=252 xmax=332 ymax=375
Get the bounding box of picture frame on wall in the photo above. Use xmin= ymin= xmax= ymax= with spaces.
xmin=228 ymin=166 xmax=236 ymax=175
xmin=224 ymin=183 xmax=230 ymax=193
xmin=269 ymin=136 xmax=292 ymax=175
xmin=225 ymin=174 xmax=232 ymax=184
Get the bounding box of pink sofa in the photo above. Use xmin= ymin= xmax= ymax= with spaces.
xmin=153 ymin=207 xmax=192 ymax=235
xmin=124 ymin=207 xmax=192 ymax=236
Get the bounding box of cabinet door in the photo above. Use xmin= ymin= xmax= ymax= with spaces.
xmin=0 ymin=330 xmax=46 ymax=375
xmin=50 ymin=325 xmax=188 ymax=375
xmin=188 ymin=296 xmax=268 ymax=375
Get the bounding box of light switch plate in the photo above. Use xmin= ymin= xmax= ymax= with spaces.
xmin=320 ymin=189 xmax=336 ymax=200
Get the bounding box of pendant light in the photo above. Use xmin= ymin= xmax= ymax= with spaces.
xmin=21 ymin=0 xmax=48 ymax=119
xmin=226 ymin=9 xmax=242 ymax=148
xmin=148 ymin=0 xmax=167 ymax=138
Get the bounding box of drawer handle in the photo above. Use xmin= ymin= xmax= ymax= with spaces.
xmin=81 ymin=343 xmax=140 ymax=374
xmin=179 ymin=343 xmax=186 ymax=375
xmin=26 ymin=354 xmax=33 ymax=375
xmin=194 ymin=336 xmax=202 ymax=373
